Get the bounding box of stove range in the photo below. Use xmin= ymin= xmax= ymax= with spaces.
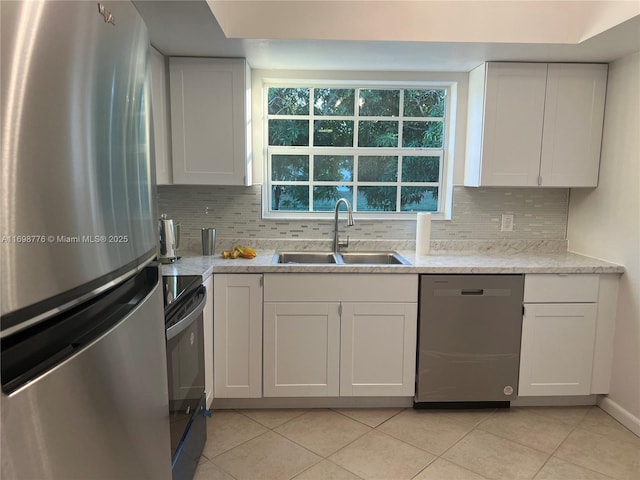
xmin=161 ymin=274 xmax=208 ymax=480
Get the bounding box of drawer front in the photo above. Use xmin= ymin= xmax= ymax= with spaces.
xmin=524 ymin=274 xmax=599 ymax=303
xmin=264 ymin=274 xmax=418 ymax=303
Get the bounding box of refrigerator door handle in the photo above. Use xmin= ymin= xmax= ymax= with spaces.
xmin=1 ymin=267 xmax=160 ymax=396
xmin=166 ymin=293 xmax=206 ymax=341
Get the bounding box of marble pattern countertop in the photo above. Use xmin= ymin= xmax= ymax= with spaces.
xmin=160 ymin=249 xmax=624 ymax=280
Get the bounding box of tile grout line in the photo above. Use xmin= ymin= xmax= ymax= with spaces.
xmin=429 ymin=409 xmax=499 ymax=479
xmin=238 ymin=409 xmax=373 ymax=478
xmin=202 ymin=409 xmax=273 ymax=477
xmin=474 ymin=418 xmax=566 ymax=455
xmin=356 ymin=428 xmax=439 ymax=480
xmin=207 ymin=421 xmax=324 ymax=480
xmin=526 ymin=404 xmax=594 ymax=480
xmin=370 ymin=407 xmax=500 ymax=478
xmin=331 ymin=406 xmax=408 ymax=429
xmin=527 ymin=405 xmax=623 ymax=480
xmin=230 ymin=408 xmax=328 ymax=480
xmin=577 ymin=406 xmax=640 ymax=447
xmin=235 ymin=407 xmax=310 ymax=430
xmin=280 ymin=427 xmax=369 ymax=479
xmin=475 ymin=406 xmax=600 ymax=480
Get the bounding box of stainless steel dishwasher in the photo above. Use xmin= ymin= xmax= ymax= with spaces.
xmin=415 ymin=275 xmax=524 ymax=407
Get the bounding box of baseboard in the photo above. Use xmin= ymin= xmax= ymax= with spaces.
xmin=212 ymin=396 xmax=414 ymax=410
xmin=511 ymin=395 xmax=598 ymax=407
xmin=414 ymin=401 xmax=510 ymax=409
xmin=598 ymin=396 xmax=640 ymax=437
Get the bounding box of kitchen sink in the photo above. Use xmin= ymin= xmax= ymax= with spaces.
xmin=273 ymin=251 xmax=410 ymax=265
xmin=339 ymin=251 xmax=410 ymax=265
xmin=274 ymin=252 xmax=339 ymax=264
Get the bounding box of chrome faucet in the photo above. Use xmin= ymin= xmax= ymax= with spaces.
xmin=333 ymin=198 xmax=354 ymax=254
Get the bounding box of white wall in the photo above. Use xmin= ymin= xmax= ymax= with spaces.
xmin=567 ymin=51 xmax=640 ymax=432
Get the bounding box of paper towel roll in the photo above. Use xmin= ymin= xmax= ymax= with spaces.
xmin=416 ymin=212 xmax=432 ymax=256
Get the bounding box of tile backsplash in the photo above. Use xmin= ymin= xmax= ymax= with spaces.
xmin=157 ymin=185 xmax=569 ymax=252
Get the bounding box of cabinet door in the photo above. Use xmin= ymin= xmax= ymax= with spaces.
xmin=149 ymin=47 xmax=172 ymax=185
xmin=480 ymin=63 xmax=548 ymax=186
xmin=169 ymin=58 xmax=250 ymax=185
xmin=519 ymin=303 xmax=597 ymax=396
xmin=264 ymin=302 xmax=340 ymax=397
xmin=340 ymin=303 xmax=417 ymax=396
xmin=539 ymin=64 xmax=607 ymax=187
xmin=203 ymin=275 xmax=214 ymax=408
xmin=213 ymin=274 xmax=263 ymax=398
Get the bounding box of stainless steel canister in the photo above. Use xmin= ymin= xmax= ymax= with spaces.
xmin=159 ymin=214 xmax=180 ymax=263
xmin=201 ymin=228 xmax=216 ymax=255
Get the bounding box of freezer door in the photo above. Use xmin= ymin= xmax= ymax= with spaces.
xmin=0 ymin=0 xmax=156 ymax=320
xmin=0 ymin=268 xmax=171 ymax=480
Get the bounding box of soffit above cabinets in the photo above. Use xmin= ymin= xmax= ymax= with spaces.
xmin=134 ymin=0 xmax=640 ymax=71
xmin=207 ymin=0 xmax=639 ymax=44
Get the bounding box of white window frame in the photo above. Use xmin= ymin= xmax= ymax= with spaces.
xmin=260 ymin=78 xmax=456 ymax=221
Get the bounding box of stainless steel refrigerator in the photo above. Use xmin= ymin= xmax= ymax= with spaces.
xmin=1 ymin=1 xmax=171 ymax=478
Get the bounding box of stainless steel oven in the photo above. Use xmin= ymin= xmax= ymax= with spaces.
xmin=163 ymin=275 xmax=208 ymax=480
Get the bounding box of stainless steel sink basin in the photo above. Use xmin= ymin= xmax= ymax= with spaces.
xmin=274 ymin=252 xmax=339 ymax=264
xmin=273 ymin=251 xmax=410 ymax=265
xmin=339 ymin=251 xmax=410 ymax=265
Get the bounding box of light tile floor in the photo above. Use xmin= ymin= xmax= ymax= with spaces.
xmin=195 ymin=405 xmax=640 ymax=480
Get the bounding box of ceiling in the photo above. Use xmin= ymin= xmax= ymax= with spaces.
xmin=133 ymin=0 xmax=640 ymax=72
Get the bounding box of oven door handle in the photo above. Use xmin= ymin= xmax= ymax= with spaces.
xmin=166 ymin=292 xmax=206 ymax=341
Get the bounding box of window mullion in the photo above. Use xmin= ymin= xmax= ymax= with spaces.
xmin=309 ymin=87 xmax=315 ymax=148
xmin=398 ymin=89 xmax=404 ymax=149
xmin=396 ymin=157 xmax=401 ymax=213
xmin=397 ymin=155 xmax=403 ymax=212
xmin=397 ymin=91 xmax=404 ymax=211
xmin=353 ymin=154 xmax=359 ymax=211
xmin=308 ymin=88 xmax=314 ymax=212
xmin=354 ymin=88 xmax=360 ymax=148
xmin=309 ymin=153 xmax=315 ymax=211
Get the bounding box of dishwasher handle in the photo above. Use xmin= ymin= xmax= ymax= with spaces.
xmin=461 ymin=289 xmax=484 ymax=296
xmin=434 ymin=288 xmax=512 ymax=297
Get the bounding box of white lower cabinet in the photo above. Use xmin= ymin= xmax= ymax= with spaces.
xmin=340 ymin=302 xmax=417 ymax=396
xmin=213 ymin=274 xmax=263 ymax=398
xmin=203 ymin=275 xmax=214 ymax=408
xmin=519 ymin=303 xmax=597 ymax=396
xmin=263 ymin=302 xmax=340 ymax=397
xmin=518 ymin=273 xmax=618 ymax=397
xmin=263 ymin=274 xmax=418 ymax=398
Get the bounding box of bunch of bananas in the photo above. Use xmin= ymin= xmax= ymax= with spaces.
xmin=221 ymin=245 xmax=257 ymax=259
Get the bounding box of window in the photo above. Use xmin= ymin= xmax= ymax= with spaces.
xmin=264 ymin=82 xmax=452 ymax=218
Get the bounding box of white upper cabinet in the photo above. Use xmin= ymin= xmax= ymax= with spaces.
xmin=540 ymin=64 xmax=607 ymax=187
xmin=464 ymin=62 xmax=607 ymax=188
xmin=149 ymin=47 xmax=172 ymax=185
xmin=169 ymin=58 xmax=252 ymax=185
xmin=466 ymin=63 xmax=547 ymax=187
